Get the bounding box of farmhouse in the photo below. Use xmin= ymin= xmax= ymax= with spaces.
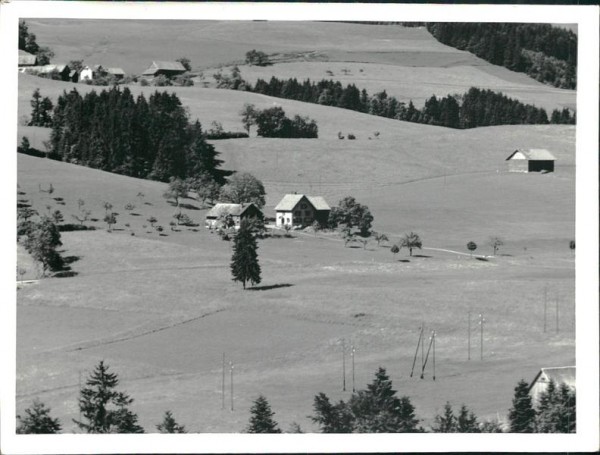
xmin=275 ymin=194 xmax=330 ymax=228
xmin=106 ymin=67 xmax=126 ymax=80
xmin=506 ymin=149 xmax=556 ymax=173
xmin=142 ymin=61 xmax=186 ymax=80
xmin=18 ymin=50 xmax=37 ymax=67
xmin=79 ymin=65 xmax=102 ymax=81
xmin=528 ymin=366 xmax=575 ymax=405
xmin=25 ymin=64 xmax=75 ymax=81
xmin=205 ymin=203 xmax=263 ymax=229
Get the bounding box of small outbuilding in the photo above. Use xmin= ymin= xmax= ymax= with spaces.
xmin=506 ymin=149 xmax=556 ymax=173
xmin=141 ymin=61 xmax=186 ymax=80
xmin=528 ymin=366 xmax=575 ymax=405
xmin=106 ymin=67 xmax=126 ymax=80
xmin=18 ymin=50 xmax=37 ymax=67
xmin=205 ymin=203 xmax=263 ymax=229
xmin=274 ymin=194 xmax=330 ymax=228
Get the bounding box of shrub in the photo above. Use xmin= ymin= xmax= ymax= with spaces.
xmin=347 ymin=133 xmax=356 ymax=140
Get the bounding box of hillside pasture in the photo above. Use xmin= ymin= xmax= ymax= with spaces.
xmin=17 ymin=122 xmax=575 ymax=431
xmin=215 ymin=61 xmax=576 ymax=113
xmin=25 ymin=20 xmax=469 ymax=75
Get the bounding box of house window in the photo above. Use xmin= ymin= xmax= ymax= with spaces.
xmin=294 ymin=211 xmax=301 ymax=217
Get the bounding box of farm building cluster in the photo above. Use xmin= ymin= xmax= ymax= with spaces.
xmin=205 ymin=194 xmax=331 ymax=230
xmin=18 ymin=52 xmax=187 ymax=84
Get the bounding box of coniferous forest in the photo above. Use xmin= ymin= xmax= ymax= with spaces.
xmin=50 ymin=87 xmax=228 ymax=183
xmin=248 ymin=77 xmax=575 ymax=129
xmin=425 ymin=23 xmax=577 ymax=89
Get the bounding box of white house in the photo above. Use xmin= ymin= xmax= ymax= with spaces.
xmin=274 ymin=194 xmax=330 ymax=228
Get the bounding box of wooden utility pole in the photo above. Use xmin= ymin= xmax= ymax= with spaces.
xmin=342 ymin=339 xmax=346 ymax=391
xmin=468 ymin=311 xmax=471 ymax=360
xmin=543 ymin=286 xmax=548 ymax=333
xmin=555 ymin=294 xmax=559 ymax=333
xmin=479 ymin=314 xmax=485 ymax=360
xmin=222 ymin=353 xmax=225 ymax=410
xmin=432 ymin=331 xmax=436 ymax=381
xmin=229 ymin=362 xmax=234 ymax=412
xmin=351 ymin=345 xmax=356 ymax=392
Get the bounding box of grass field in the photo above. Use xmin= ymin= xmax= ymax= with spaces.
xmin=16 ymin=19 xmax=576 ymax=434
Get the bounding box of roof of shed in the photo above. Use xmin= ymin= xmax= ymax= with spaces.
xmin=274 ymin=194 xmax=330 ymax=211
xmin=506 ymin=149 xmax=556 ymax=161
xmin=206 ymin=203 xmax=260 ymax=218
xmin=142 ymin=61 xmax=186 ymax=75
xmin=18 ymin=50 xmax=37 ymax=65
xmin=106 ymin=67 xmax=125 ymax=75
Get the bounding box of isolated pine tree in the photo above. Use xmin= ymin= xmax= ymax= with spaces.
xmin=230 ymin=219 xmax=261 ymax=289
xmin=246 ymin=395 xmax=281 ymax=433
xmin=156 ymin=410 xmax=186 ymax=433
xmin=508 ymin=379 xmax=536 ymax=433
xmin=16 ymin=399 xmax=62 ymax=434
xmin=73 ymin=360 xmax=144 ymax=433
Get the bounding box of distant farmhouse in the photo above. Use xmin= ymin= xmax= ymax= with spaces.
xmin=24 ymin=64 xmax=76 ymax=82
xmin=275 ymin=194 xmax=330 ymax=228
xmin=142 ymin=61 xmax=186 ymax=81
xmin=18 ymin=49 xmax=37 ymax=67
xmin=528 ymin=366 xmax=575 ymax=405
xmin=80 ymin=65 xmax=126 ymax=82
xmin=506 ymin=149 xmax=556 ymax=173
xmin=205 ymin=203 xmax=263 ymax=229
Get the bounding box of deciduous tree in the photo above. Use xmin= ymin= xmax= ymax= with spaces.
xmin=399 ymin=232 xmax=422 ymax=257
xmin=220 ymin=173 xmax=266 ymax=208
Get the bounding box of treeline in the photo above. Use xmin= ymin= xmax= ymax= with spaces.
xmin=49 ymin=87 xmax=227 ymax=183
xmin=17 ymin=363 xmax=575 ymax=434
xmin=19 ymin=20 xmax=54 ymax=65
xmin=426 ymin=23 xmax=577 ymax=89
xmin=247 ymin=76 xmax=575 ymax=128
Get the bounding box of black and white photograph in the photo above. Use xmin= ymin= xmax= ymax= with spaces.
xmin=1 ymin=1 xmax=598 ymax=453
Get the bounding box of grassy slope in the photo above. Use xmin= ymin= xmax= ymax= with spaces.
xmin=16 ymin=20 xmax=575 ymax=433
xmin=25 ymin=20 xmax=575 ymax=112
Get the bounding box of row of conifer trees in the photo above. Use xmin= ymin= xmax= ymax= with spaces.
xmin=48 ymin=87 xmax=228 ymax=183
xmin=17 ymin=362 xmax=574 ymax=434
xmin=247 ymin=76 xmax=575 ymax=129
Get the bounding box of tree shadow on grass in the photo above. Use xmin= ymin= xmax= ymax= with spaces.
xmin=248 ymin=283 xmax=294 ymax=291
xmin=412 ymin=254 xmax=432 ymax=258
xmin=178 ymin=203 xmax=200 ymax=211
xmin=54 ymin=270 xmax=78 ymax=278
xmin=63 ymin=255 xmax=81 ymax=265
xmin=129 ymin=212 xmax=141 ymax=216
xmin=476 ymin=257 xmax=489 ymax=262
xmin=397 ymin=259 xmax=410 ymax=263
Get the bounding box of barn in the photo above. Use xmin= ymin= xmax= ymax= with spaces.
xmin=106 ymin=67 xmax=126 ymax=80
xmin=18 ymin=50 xmax=37 ymax=67
xmin=275 ymin=194 xmax=330 ymax=228
xmin=528 ymin=366 xmax=576 ymax=405
xmin=506 ymin=149 xmax=556 ymax=173
xmin=205 ymin=203 xmax=263 ymax=229
xmin=141 ymin=61 xmax=186 ymax=80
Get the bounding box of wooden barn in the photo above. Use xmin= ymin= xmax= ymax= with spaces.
xmin=106 ymin=67 xmax=126 ymax=80
xmin=506 ymin=149 xmax=556 ymax=173
xmin=141 ymin=61 xmax=186 ymax=80
xmin=18 ymin=50 xmax=37 ymax=67
xmin=528 ymin=366 xmax=576 ymax=405
xmin=275 ymin=194 xmax=330 ymax=228
xmin=26 ymin=64 xmax=75 ymax=82
xmin=205 ymin=203 xmax=263 ymax=229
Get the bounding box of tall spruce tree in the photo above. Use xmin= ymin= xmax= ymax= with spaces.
xmin=432 ymin=402 xmax=457 ymax=432
xmin=73 ymin=360 xmax=144 ymax=433
xmin=230 ymin=218 xmax=261 ymax=289
xmin=508 ymin=379 xmax=536 ymax=433
xmin=246 ymin=395 xmax=281 ymax=433
xmin=17 ymin=399 xmax=62 ymax=434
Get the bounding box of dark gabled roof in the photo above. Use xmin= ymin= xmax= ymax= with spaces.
xmin=274 ymin=194 xmax=330 ymax=212
xmin=528 ymin=366 xmax=576 ymax=392
xmin=142 ymin=61 xmax=186 ymax=75
xmin=18 ymin=50 xmax=37 ymax=66
xmin=206 ymin=203 xmax=261 ymax=219
xmin=506 ymin=149 xmax=556 ymax=161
